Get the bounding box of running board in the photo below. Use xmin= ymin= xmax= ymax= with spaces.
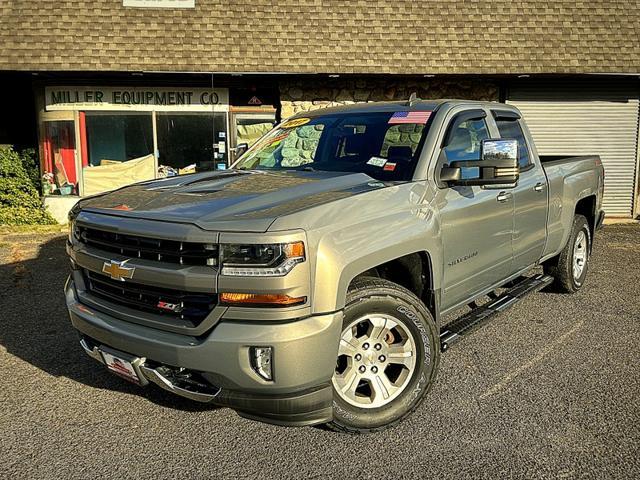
xmin=439 ymin=273 xmax=553 ymax=352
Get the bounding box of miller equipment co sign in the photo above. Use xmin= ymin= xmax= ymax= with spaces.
xmin=44 ymin=86 xmax=229 ymax=112
xmin=123 ymin=0 xmax=195 ymax=8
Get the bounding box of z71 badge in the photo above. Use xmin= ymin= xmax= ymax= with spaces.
xmin=157 ymin=301 xmax=183 ymax=313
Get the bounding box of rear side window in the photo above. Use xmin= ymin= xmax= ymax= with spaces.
xmin=495 ymin=119 xmax=531 ymax=168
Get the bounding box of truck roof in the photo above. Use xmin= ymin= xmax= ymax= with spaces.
xmin=288 ymin=99 xmax=499 ymax=118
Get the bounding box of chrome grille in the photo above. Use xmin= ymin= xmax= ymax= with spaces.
xmin=77 ymin=226 xmax=217 ymax=266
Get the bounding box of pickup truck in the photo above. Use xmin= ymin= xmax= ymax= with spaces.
xmin=65 ymin=99 xmax=605 ymax=433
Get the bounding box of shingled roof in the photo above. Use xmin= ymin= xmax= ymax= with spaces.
xmin=1 ymin=0 xmax=638 ymax=74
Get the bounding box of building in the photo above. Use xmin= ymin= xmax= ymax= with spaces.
xmin=1 ymin=0 xmax=639 ymax=221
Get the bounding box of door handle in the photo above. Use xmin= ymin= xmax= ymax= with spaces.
xmin=496 ymin=191 xmax=512 ymax=203
xmin=534 ymin=182 xmax=545 ymax=192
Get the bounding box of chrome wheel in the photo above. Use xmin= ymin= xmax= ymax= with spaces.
xmin=332 ymin=314 xmax=417 ymax=409
xmin=573 ymin=230 xmax=588 ymax=281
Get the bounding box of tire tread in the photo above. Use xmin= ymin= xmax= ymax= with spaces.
xmin=544 ymin=214 xmax=590 ymax=293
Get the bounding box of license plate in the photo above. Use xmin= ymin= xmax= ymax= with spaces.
xmin=101 ymin=350 xmax=141 ymax=384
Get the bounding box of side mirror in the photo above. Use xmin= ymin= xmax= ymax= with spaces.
xmin=440 ymin=139 xmax=519 ymax=187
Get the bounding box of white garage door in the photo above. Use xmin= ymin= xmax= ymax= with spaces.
xmin=507 ymin=81 xmax=640 ymax=217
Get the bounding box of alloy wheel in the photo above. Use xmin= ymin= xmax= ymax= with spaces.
xmin=573 ymin=230 xmax=588 ymax=281
xmin=332 ymin=314 xmax=417 ymax=409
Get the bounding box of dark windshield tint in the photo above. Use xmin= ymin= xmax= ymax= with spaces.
xmin=234 ymin=111 xmax=433 ymax=181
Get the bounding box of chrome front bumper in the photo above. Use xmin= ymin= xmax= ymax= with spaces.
xmin=78 ymin=335 xmax=334 ymax=426
xmin=80 ymin=337 xmax=219 ymax=402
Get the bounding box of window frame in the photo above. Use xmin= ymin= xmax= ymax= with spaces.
xmin=435 ymin=108 xmax=491 ymax=187
xmin=491 ymin=109 xmax=534 ymax=172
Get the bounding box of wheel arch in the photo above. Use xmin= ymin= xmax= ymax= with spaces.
xmin=575 ymin=195 xmax=597 ymax=250
xmin=337 ymin=250 xmax=440 ymax=325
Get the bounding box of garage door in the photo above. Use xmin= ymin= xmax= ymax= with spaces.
xmin=507 ymin=81 xmax=640 ymax=217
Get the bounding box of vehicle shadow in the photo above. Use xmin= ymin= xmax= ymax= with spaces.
xmin=0 ymin=234 xmax=216 ymax=412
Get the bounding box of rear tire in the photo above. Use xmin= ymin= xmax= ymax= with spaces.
xmin=327 ymin=277 xmax=439 ymax=434
xmin=544 ymin=214 xmax=591 ymax=293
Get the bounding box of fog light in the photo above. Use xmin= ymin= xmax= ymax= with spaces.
xmin=250 ymin=346 xmax=273 ymax=381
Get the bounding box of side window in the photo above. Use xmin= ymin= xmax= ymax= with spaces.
xmin=495 ymin=119 xmax=530 ymax=168
xmin=443 ymin=118 xmax=490 ymax=162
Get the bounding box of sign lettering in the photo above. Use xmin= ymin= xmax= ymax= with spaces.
xmin=45 ymin=86 xmax=229 ymax=112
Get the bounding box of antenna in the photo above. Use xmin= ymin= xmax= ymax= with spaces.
xmin=407 ymin=92 xmax=418 ymax=107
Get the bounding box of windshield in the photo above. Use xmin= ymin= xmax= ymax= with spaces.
xmin=233 ymin=111 xmax=433 ymax=181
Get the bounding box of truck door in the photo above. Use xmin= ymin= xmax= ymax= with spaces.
xmin=491 ymin=110 xmax=547 ymax=271
xmin=435 ymin=108 xmax=515 ymax=311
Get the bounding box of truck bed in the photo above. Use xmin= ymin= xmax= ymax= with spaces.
xmin=540 ymin=155 xmax=603 ymax=260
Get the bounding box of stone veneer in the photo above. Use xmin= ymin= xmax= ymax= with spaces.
xmin=279 ymin=77 xmax=499 ymax=119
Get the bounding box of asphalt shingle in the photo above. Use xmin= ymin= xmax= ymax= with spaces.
xmin=0 ymin=0 xmax=638 ymax=74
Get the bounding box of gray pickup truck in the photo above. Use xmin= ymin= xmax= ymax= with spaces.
xmin=65 ymin=99 xmax=604 ymax=433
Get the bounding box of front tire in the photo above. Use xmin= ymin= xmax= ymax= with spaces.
xmin=544 ymin=214 xmax=591 ymax=293
xmin=327 ymin=277 xmax=439 ymax=434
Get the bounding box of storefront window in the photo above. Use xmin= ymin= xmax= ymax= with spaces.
xmin=156 ymin=113 xmax=227 ymax=174
xmin=42 ymin=121 xmax=77 ymax=196
xmin=80 ymin=113 xmax=154 ymax=196
xmin=229 ymin=112 xmax=276 ymax=163
xmin=84 ymin=113 xmax=153 ymax=165
xmin=236 ymin=117 xmax=274 ymax=147
xmin=40 ymin=85 xmax=240 ymax=198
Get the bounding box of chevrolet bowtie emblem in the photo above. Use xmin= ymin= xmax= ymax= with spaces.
xmin=102 ymin=259 xmax=135 ymax=282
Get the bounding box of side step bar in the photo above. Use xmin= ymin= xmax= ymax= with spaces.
xmin=439 ymin=273 xmax=554 ymax=352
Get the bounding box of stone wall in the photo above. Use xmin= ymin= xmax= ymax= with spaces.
xmin=280 ymin=77 xmax=499 ymax=119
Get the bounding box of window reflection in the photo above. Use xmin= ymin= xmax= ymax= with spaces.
xmin=156 ymin=113 xmax=227 ymax=175
xmin=81 ymin=113 xmax=154 ymax=196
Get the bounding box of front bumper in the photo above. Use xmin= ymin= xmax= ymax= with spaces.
xmin=66 ymin=277 xmax=343 ymax=427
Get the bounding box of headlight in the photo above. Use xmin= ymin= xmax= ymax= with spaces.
xmin=220 ymin=241 xmax=305 ymax=276
xmin=68 ymin=219 xmax=76 ymax=243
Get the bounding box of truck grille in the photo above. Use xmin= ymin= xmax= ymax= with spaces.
xmin=83 ymin=270 xmax=217 ymax=325
xmin=77 ymin=226 xmax=217 ymax=266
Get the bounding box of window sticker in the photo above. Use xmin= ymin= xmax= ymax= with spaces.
xmin=253 ymin=131 xmax=290 ymax=151
xmin=388 ymin=111 xmax=432 ymax=124
xmin=266 ymin=132 xmax=290 ymax=147
xmin=383 ymin=162 xmax=397 ymax=171
xmin=280 ymin=117 xmax=311 ymax=129
xmin=367 ymin=156 xmax=387 ymax=167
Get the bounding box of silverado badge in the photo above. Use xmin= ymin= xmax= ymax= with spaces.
xmin=102 ymin=259 xmax=135 ymax=282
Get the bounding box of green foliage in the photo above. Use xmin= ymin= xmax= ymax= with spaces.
xmin=18 ymin=148 xmax=41 ymax=192
xmin=0 ymin=146 xmax=56 ymax=225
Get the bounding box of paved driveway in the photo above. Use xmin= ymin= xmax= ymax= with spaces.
xmin=1 ymin=224 xmax=638 ymax=479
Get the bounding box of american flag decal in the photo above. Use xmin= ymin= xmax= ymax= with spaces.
xmin=388 ymin=111 xmax=432 ymax=124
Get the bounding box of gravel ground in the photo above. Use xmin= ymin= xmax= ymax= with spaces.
xmin=0 ymin=224 xmax=639 ymax=479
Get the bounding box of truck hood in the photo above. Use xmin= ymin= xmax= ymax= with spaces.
xmin=79 ymin=169 xmax=388 ymax=232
